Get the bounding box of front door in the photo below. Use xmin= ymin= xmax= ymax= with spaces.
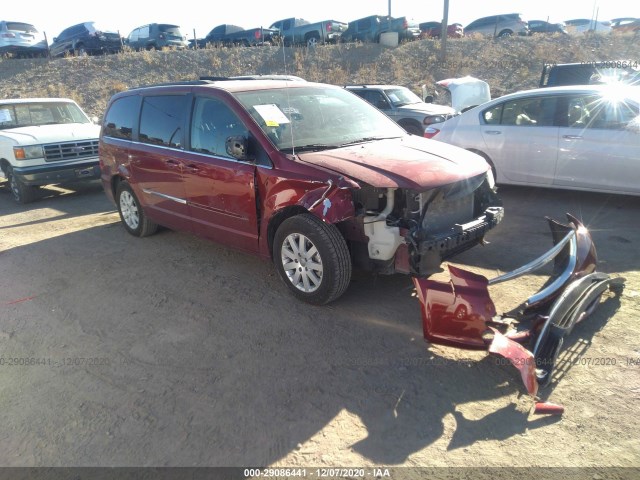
xmin=183 ymin=95 xmax=259 ymax=253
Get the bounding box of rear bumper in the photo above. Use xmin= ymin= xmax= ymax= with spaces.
xmin=12 ymin=159 xmax=100 ymax=186
xmin=0 ymin=45 xmax=48 ymax=56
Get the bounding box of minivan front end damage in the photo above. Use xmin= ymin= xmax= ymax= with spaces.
xmin=346 ymin=171 xmax=503 ymax=276
xmin=412 ymin=214 xmax=622 ymax=399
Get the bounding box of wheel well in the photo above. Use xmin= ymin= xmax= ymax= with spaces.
xmin=267 ymin=205 xmax=308 ymax=259
xmin=305 ymin=31 xmax=320 ymax=39
xmin=398 ymin=118 xmax=423 ymax=134
xmin=0 ymin=159 xmax=10 ymax=175
xmin=466 ymin=149 xmax=496 ymax=180
xmin=498 ymin=29 xmax=513 ymax=37
xmin=110 ymin=175 xmax=123 ymax=199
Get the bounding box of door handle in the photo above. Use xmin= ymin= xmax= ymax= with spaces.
xmin=185 ymin=164 xmax=200 ymax=173
xmin=563 ymin=135 xmax=583 ymax=139
xmin=165 ymin=159 xmax=181 ymax=169
xmin=485 ymin=130 xmax=502 ymax=135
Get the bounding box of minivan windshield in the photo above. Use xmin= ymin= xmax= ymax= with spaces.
xmin=234 ymin=86 xmax=406 ymax=151
xmin=0 ymin=102 xmax=90 ymax=130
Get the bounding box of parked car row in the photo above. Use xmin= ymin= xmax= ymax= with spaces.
xmin=1 ymin=10 xmax=637 ymax=58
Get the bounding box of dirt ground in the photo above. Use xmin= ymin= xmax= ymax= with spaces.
xmin=0 ymin=179 xmax=638 ymax=471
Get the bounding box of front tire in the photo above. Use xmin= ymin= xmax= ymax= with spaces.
xmin=116 ymin=181 xmax=158 ymax=237
xmin=273 ymin=213 xmax=351 ymax=305
xmin=7 ymin=167 xmax=39 ymax=204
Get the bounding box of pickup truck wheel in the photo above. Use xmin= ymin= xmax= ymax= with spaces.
xmin=116 ymin=181 xmax=158 ymax=237
xmin=74 ymin=44 xmax=87 ymax=56
xmin=8 ymin=168 xmax=39 ymax=204
xmin=497 ymin=30 xmax=513 ymax=38
xmin=273 ymin=213 xmax=351 ymax=305
xmin=306 ymin=34 xmax=320 ymax=47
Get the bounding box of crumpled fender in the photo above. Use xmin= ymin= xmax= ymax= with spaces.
xmin=300 ymin=178 xmax=356 ymax=224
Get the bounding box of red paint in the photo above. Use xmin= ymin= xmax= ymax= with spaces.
xmin=4 ymin=296 xmax=36 ymax=305
xmin=297 ymin=137 xmax=489 ymax=190
xmin=413 ymin=266 xmax=496 ymax=349
xmin=488 ymin=328 xmax=539 ymax=396
xmin=534 ymin=402 xmax=565 ymax=415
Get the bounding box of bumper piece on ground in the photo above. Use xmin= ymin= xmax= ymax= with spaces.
xmin=413 ymin=213 xmax=623 ymax=399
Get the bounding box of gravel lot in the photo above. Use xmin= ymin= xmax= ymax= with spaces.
xmin=0 ymin=179 xmax=638 ymax=471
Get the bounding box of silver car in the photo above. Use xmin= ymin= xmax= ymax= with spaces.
xmin=429 ymin=85 xmax=640 ymax=196
xmin=464 ymin=13 xmax=529 ymax=37
xmin=0 ymin=21 xmax=48 ymax=57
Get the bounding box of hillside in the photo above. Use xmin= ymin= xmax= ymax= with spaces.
xmin=0 ymin=33 xmax=637 ymax=118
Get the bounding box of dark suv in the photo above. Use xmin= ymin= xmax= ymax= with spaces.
xmin=49 ymin=21 xmax=122 ymax=57
xmin=126 ymin=24 xmax=188 ymax=50
xmin=341 ymin=15 xmax=420 ymax=43
xmin=99 ymin=79 xmax=502 ymax=305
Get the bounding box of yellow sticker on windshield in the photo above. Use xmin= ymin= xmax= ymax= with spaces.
xmin=265 ymin=120 xmax=280 ymax=127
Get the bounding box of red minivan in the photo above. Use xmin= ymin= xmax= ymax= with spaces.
xmin=99 ymin=79 xmax=503 ymax=304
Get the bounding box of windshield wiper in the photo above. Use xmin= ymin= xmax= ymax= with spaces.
xmin=337 ymin=136 xmax=402 ymax=147
xmin=281 ymin=144 xmax=335 ymax=153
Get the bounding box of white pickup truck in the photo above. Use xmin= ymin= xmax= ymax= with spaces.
xmin=0 ymin=98 xmax=100 ymax=204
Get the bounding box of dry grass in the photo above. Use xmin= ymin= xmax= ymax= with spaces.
xmin=0 ymin=32 xmax=638 ymax=118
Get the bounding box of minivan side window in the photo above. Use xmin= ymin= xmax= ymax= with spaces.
xmin=139 ymin=95 xmax=189 ymax=148
xmin=190 ymin=97 xmax=248 ymax=158
xmin=103 ymin=95 xmax=141 ymax=140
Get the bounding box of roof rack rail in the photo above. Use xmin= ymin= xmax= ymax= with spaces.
xmin=200 ymin=75 xmax=306 ymax=82
xmin=128 ymin=79 xmax=214 ymax=90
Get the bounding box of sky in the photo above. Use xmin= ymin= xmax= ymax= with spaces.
xmin=2 ymin=0 xmax=636 ymax=41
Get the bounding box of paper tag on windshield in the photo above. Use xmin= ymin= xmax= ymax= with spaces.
xmin=254 ymin=104 xmax=291 ymax=127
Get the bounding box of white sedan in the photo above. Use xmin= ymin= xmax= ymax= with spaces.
xmin=427 ymin=85 xmax=640 ymax=196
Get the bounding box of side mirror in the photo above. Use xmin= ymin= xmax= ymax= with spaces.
xmin=424 ymin=95 xmax=434 ymax=103
xmin=91 ymin=116 xmax=100 ymax=124
xmin=226 ymin=135 xmax=249 ymax=160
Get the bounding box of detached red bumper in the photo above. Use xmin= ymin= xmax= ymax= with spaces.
xmin=413 ymin=214 xmax=622 ymax=397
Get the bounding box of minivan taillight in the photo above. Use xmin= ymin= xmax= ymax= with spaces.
xmin=254 ymin=30 xmax=262 ymax=39
xmin=403 ymin=19 xmax=408 ymax=29
xmin=326 ymin=23 xmax=332 ymax=32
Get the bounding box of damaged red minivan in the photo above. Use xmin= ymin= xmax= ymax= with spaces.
xmin=99 ymin=79 xmax=503 ymax=304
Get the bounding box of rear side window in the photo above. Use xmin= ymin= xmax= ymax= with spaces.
xmin=139 ymin=95 xmax=189 ymax=148
xmin=103 ymin=95 xmax=141 ymax=140
xmin=6 ymin=23 xmax=37 ymax=33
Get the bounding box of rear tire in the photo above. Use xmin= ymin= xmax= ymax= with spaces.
xmin=306 ymin=34 xmax=320 ymax=47
xmin=273 ymin=213 xmax=351 ymax=305
xmin=116 ymin=181 xmax=158 ymax=237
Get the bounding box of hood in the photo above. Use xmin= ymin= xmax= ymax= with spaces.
xmin=0 ymin=123 xmax=100 ymax=145
xmin=398 ymin=102 xmax=455 ymax=116
xmin=436 ymin=76 xmax=491 ymax=112
xmin=296 ymin=136 xmax=490 ymax=190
